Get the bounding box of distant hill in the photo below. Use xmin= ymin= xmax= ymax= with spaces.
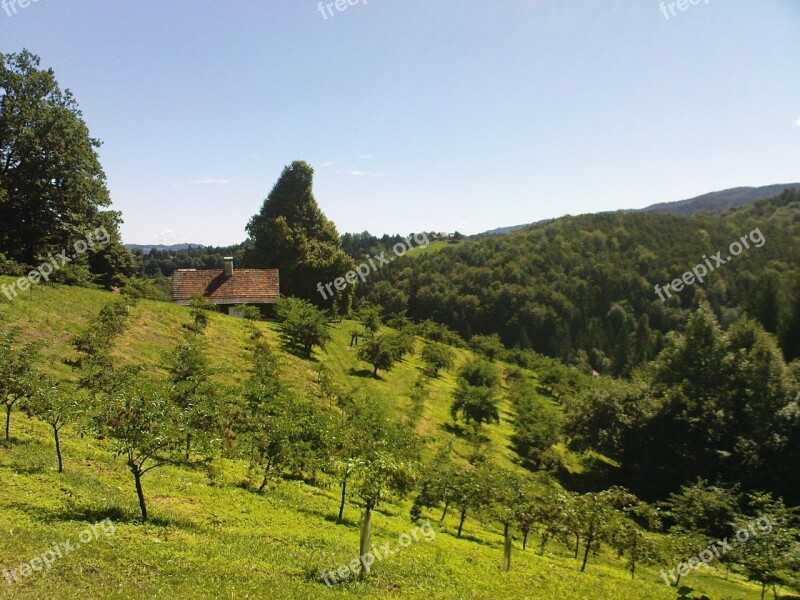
xmin=125 ymin=243 xmax=202 ymax=253
xmin=641 ymin=183 xmax=800 ymax=216
xmin=480 ymin=183 xmax=800 ymax=236
xmin=480 ymin=219 xmax=554 ymax=237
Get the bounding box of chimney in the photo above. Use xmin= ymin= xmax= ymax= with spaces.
xmin=224 ymin=257 xmax=234 ymax=277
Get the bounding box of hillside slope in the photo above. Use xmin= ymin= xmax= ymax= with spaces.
xmin=641 ymin=183 xmax=800 ymax=216
xmin=359 ymin=190 xmax=800 ymax=369
xmin=0 ymin=282 xmax=781 ymax=599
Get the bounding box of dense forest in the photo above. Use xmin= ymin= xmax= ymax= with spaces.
xmin=356 ymin=190 xmax=800 ymax=373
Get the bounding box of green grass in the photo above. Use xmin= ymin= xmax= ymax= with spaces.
xmin=0 ymin=279 xmax=790 ymax=599
xmin=405 ymin=240 xmax=452 ymax=257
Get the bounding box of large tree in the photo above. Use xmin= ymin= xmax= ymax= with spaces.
xmin=245 ymin=161 xmax=354 ymax=309
xmin=0 ymin=50 xmax=135 ymax=284
xmin=450 ymin=359 xmax=501 ymax=431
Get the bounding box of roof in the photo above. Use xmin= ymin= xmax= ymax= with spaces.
xmin=171 ymin=268 xmax=280 ymax=305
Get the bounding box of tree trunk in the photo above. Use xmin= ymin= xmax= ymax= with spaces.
xmin=373 ymin=365 xmax=378 ymax=377
xmin=539 ymin=532 xmax=549 ymax=555
xmin=337 ymin=474 xmax=348 ymax=523
xmin=5 ymin=403 xmax=11 ymax=441
xmin=440 ymin=501 xmax=449 ymax=522
xmin=522 ymin=529 xmax=528 ymax=550
xmin=580 ymin=539 xmax=591 ymax=572
xmin=133 ymin=468 xmax=148 ymax=521
xmin=258 ymin=457 xmax=272 ymax=493
xmin=760 ymin=581 xmax=766 ymax=600
xmin=359 ymin=503 xmax=373 ymax=577
xmin=53 ymin=425 xmax=63 ymax=473
xmin=457 ymin=509 xmax=467 ymax=538
xmin=503 ymin=523 xmax=512 ymax=571
xmin=574 ymin=534 xmax=579 ymax=558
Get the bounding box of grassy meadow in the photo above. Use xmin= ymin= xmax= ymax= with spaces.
xmin=0 ymin=278 xmax=786 ymax=599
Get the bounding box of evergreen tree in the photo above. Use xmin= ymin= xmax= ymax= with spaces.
xmin=245 ymin=161 xmax=355 ymax=309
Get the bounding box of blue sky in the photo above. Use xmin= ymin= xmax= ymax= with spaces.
xmin=2 ymin=0 xmax=799 ymax=245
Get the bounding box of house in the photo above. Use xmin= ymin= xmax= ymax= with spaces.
xmin=171 ymin=257 xmax=279 ymax=316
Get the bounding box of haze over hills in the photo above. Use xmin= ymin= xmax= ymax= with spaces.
xmin=123 ymin=184 xmax=800 ymax=248
xmin=124 ymin=243 xmax=200 ymax=252
xmin=479 ymin=183 xmax=800 ymax=236
xmin=641 ymin=182 xmax=800 ymax=216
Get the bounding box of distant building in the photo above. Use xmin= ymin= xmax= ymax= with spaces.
xmin=171 ymin=257 xmax=279 ymax=316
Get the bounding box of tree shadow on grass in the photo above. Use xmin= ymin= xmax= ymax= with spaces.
xmin=347 ymin=367 xmax=379 ymax=379
xmin=285 ymin=348 xmax=320 ymax=363
xmin=318 ymin=511 xmax=359 ymax=528
xmin=0 ymin=436 xmax=36 ymax=448
xmin=443 ymin=528 xmax=499 ymax=549
xmin=295 ymin=502 xmax=398 ymax=530
xmin=48 ymin=506 xmax=201 ymax=530
xmin=4 ymin=499 xmax=201 ymax=530
xmin=553 ymin=455 xmax=618 ymax=494
xmin=441 ymin=422 xmax=489 ymax=445
xmin=48 ymin=505 xmax=130 ymax=525
xmin=441 ymin=422 xmax=463 ymax=437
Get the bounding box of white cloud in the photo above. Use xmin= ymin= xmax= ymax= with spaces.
xmin=348 ymin=169 xmax=383 ymax=177
xmin=153 ymin=229 xmax=177 ymax=244
xmin=357 ymin=154 xmax=373 ymax=159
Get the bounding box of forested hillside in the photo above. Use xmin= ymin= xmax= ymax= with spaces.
xmin=642 ymin=184 xmax=800 ymax=216
xmin=357 ymin=190 xmax=800 ymax=374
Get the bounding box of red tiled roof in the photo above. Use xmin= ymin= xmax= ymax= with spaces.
xmin=171 ymin=268 xmax=280 ymax=305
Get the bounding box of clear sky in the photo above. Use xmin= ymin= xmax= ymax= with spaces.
xmin=2 ymin=0 xmax=799 ymax=245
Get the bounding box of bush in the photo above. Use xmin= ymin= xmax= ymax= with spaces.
xmin=275 ymin=297 xmax=331 ymax=357
xmin=421 ymin=342 xmax=455 ymax=377
xmin=0 ymin=253 xmax=27 ymax=277
xmin=358 ymin=334 xmax=402 ymax=376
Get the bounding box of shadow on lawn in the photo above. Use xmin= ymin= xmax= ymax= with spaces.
xmin=4 ymin=499 xmax=202 ymax=530
xmin=347 ymin=367 xmax=380 ymax=379
xmin=49 ymin=505 xmax=202 ymax=530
